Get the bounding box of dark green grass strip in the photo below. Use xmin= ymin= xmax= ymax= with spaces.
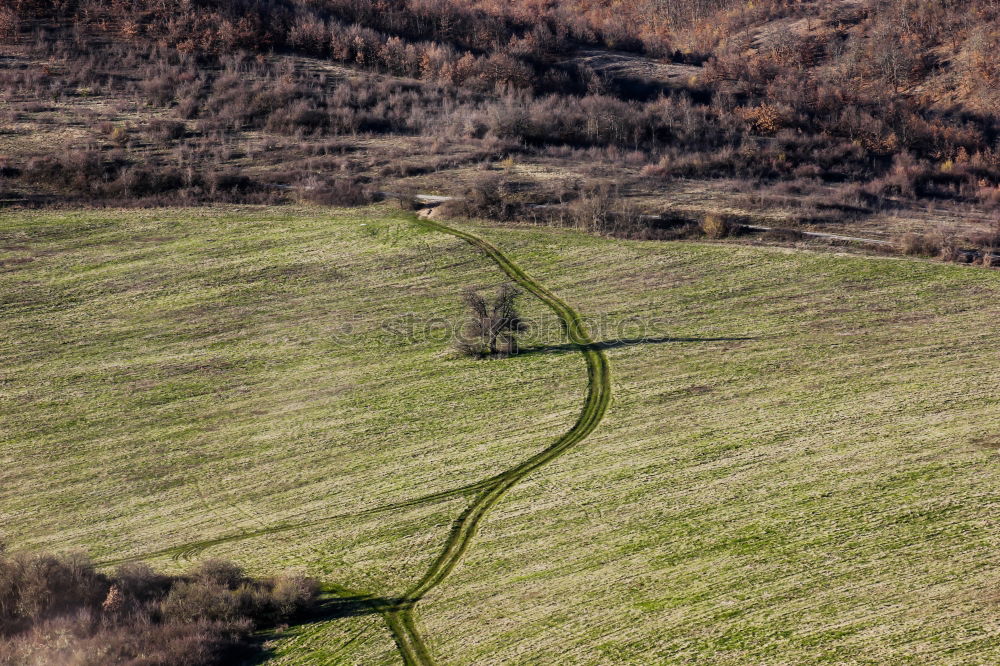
xmin=97 ymin=216 xmax=612 ymax=666
xmin=379 ymin=216 xmax=613 ymax=663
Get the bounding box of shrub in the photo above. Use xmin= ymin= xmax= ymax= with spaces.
xmin=564 ymin=182 xmax=643 ymax=236
xmin=968 ymin=221 xmax=1000 ymax=252
xmin=899 ymin=232 xmax=941 ymax=256
xmin=700 ymin=213 xmax=732 ymax=239
xmin=148 ymin=119 xmax=186 ymax=142
xmin=207 ymin=171 xmax=258 ymax=196
xmin=0 ymin=550 xmax=107 ymax=631
xmin=0 ymin=547 xmax=319 ymax=665
xmin=263 ymin=573 xmax=320 ymax=623
xmin=107 ymin=166 xmax=186 ymax=198
xmin=161 ymin=580 xmax=240 ymax=624
xmin=0 ymin=7 xmax=19 ymax=38
xmin=109 ymin=125 xmax=129 ymax=144
xmin=439 ymin=173 xmax=519 ymax=221
xmin=194 ymin=559 xmax=244 ymax=589
xmin=298 ymin=178 xmax=375 ymax=206
xmin=4 ymin=0 xmax=1000 ymax=219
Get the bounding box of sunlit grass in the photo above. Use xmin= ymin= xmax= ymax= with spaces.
xmin=3 ymin=206 xmax=999 ymax=664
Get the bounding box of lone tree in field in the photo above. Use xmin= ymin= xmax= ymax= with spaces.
xmin=457 ymin=283 xmax=528 ymax=358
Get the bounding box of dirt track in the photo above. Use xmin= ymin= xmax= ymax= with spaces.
xmin=100 ymin=216 xmax=613 ymax=665
xmin=380 ymin=216 xmax=613 ymax=664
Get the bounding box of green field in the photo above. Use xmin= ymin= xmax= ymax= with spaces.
xmin=3 ymin=205 xmax=999 ymax=664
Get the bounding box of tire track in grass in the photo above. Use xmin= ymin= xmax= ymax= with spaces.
xmin=99 ymin=217 xmax=612 ymax=666
xmin=379 ymin=216 xmax=612 ymax=664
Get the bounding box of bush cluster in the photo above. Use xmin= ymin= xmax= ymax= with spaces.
xmin=0 ymin=0 xmax=997 ymax=215
xmin=0 ymin=546 xmax=318 ymax=666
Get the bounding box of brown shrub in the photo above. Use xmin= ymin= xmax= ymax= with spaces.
xmin=298 ymin=178 xmax=375 ymax=206
xmin=899 ymin=232 xmax=941 ymax=256
xmin=148 ymin=119 xmax=186 ymax=142
xmin=700 ymin=213 xmax=732 ymax=239
xmin=5 ymin=0 xmax=1000 ymax=215
xmin=0 ymin=546 xmax=318 ymax=666
xmin=439 ymin=173 xmax=519 ymax=221
xmin=0 ymin=7 xmax=19 ymax=38
xmin=968 ymin=221 xmax=1000 ymax=252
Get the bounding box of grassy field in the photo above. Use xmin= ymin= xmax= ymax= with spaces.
xmin=2 ymin=205 xmax=999 ymax=664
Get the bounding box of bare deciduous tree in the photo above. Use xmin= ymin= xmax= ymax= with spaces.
xmin=457 ymin=283 xmax=528 ymax=358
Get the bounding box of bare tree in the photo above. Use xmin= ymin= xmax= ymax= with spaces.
xmin=456 ymin=283 xmax=528 ymax=358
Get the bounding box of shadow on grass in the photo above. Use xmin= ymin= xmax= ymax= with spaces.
xmin=248 ymin=593 xmax=402 ymax=664
xmin=302 ymin=593 xmax=399 ymax=621
xmin=516 ymin=336 xmax=755 ymax=356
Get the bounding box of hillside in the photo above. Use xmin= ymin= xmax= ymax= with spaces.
xmin=0 ymin=0 xmax=997 ymax=251
xmin=3 ymin=205 xmax=999 ymax=663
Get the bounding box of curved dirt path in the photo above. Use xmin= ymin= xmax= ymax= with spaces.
xmin=99 ymin=217 xmax=612 ymax=665
xmin=377 ymin=216 xmax=612 ymax=663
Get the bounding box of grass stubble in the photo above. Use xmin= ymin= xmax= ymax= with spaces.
xmin=2 ymin=205 xmax=999 ymax=663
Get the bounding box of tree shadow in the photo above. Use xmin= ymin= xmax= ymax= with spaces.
xmin=515 ymin=336 xmax=755 ymax=356
xmin=246 ymin=593 xmax=401 ymax=664
xmin=298 ymin=593 xmax=399 ymax=622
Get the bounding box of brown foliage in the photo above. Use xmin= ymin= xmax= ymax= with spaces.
xmin=3 ymin=0 xmax=1000 ymax=216
xmin=0 ymin=547 xmax=318 ymax=666
xmin=700 ymin=213 xmax=732 ymax=239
